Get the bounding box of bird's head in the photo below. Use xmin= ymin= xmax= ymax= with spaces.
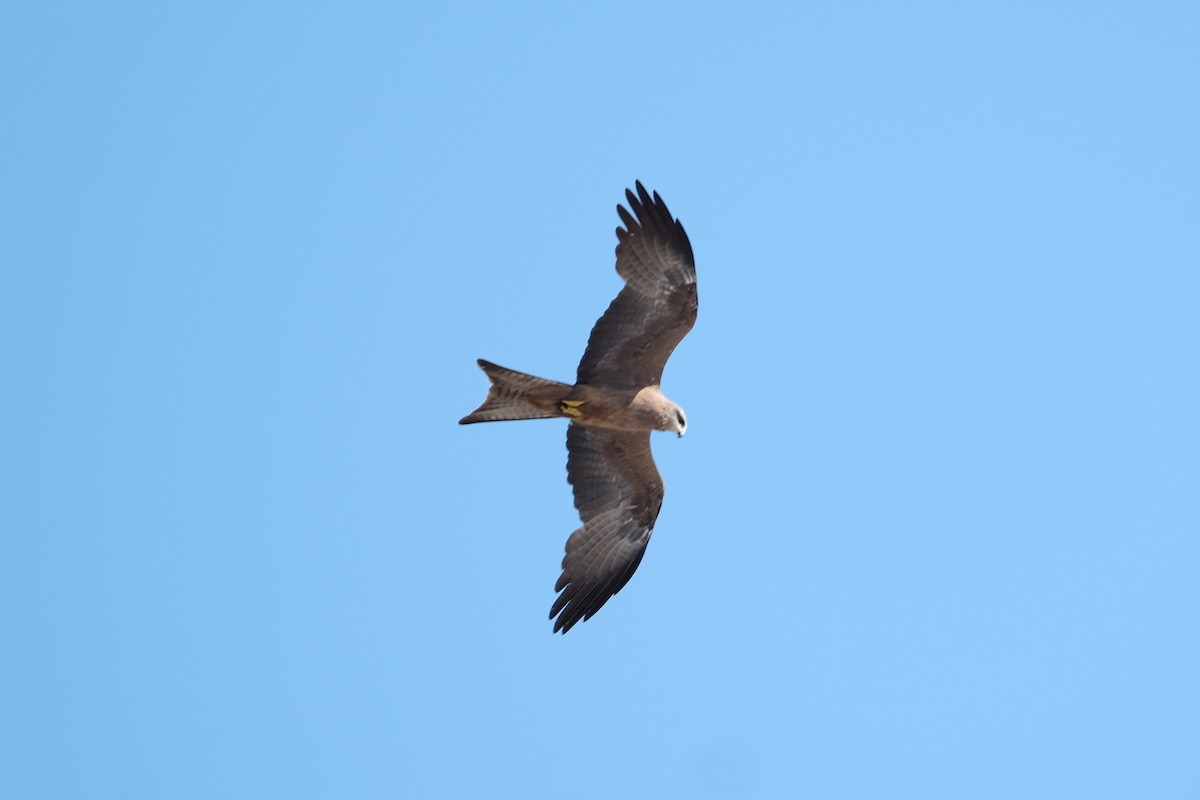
xmin=639 ymin=387 xmax=687 ymax=438
xmin=668 ymin=404 xmax=687 ymax=438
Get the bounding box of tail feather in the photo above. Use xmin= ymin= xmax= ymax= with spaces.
xmin=459 ymin=360 xmax=572 ymax=424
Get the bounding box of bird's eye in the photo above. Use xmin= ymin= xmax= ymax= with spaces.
xmin=676 ymin=412 xmax=686 ymax=426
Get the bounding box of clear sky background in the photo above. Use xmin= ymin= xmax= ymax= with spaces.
xmin=3 ymin=2 xmax=1198 ymax=798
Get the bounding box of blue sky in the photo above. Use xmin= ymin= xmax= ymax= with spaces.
xmin=3 ymin=2 xmax=1198 ymax=798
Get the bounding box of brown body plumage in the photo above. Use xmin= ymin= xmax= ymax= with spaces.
xmin=460 ymin=363 xmax=684 ymax=434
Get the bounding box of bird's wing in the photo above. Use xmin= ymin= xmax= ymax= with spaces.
xmin=551 ymin=424 xmax=665 ymax=633
xmin=575 ymin=182 xmax=697 ymax=388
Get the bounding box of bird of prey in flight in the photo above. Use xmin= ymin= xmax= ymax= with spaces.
xmin=460 ymin=182 xmax=697 ymax=633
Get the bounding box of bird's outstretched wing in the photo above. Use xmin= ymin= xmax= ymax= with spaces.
xmin=575 ymin=182 xmax=697 ymax=389
xmin=551 ymin=424 xmax=665 ymax=633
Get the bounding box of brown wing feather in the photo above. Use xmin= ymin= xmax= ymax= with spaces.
xmin=575 ymin=182 xmax=697 ymax=388
xmin=550 ymin=424 xmax=665 ymax=633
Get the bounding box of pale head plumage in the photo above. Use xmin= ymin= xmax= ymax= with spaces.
xmin=670 ymin=405 xmax=688 ymax=438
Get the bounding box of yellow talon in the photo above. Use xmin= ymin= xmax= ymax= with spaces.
xmin=560 ymin=399 xmax=585 ymax=417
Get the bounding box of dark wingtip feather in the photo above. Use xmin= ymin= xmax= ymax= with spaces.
xmin=549 ymin=584 xmax=585 ymax=634
xmin=635 ymin=181 xmax=653 ymax=210
xmin=627 ymin=184 xmax=641 ymax=209
xmin=614 ymin=180 xmax=693 ymax=263
xmin=616 ymin=204 xmax=637 ymax=232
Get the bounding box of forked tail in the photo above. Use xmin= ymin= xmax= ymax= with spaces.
xmin=459 ymin=359 xmax=572 ymax=424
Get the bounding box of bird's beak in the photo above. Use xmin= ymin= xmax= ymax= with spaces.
xmin=677 ymin=431 xmax=685 ymax=439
